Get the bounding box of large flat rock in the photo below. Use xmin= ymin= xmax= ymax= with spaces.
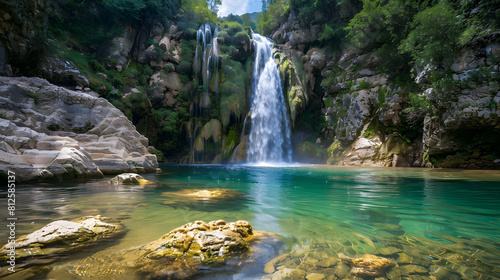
xmin=0 ymin=77 xmax=159 ymax=181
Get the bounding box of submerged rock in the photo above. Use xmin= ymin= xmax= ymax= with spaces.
xmin=109 ymin=173 xmax=154 ymax=185
xmin=340 ymin=253 xmax=394 ymax=277
xmin=164 ymin=188 xmax=242 ymax=200
xmin=0 ymin=216 xmax=123 ymax=262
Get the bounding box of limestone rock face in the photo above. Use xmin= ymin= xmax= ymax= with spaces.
xmin=271 ymin=10 xmax=321 ymax=51
xmin=341 ymin=137 xmax=383 ymax=167
xmin=0 ymin=216 xmax=123 ymax=262
xmin=0 ymin=77 xmax=158 ymax=181
xmin=148 ymin=71 xmax=184 ymax=108
xmin=194 ymin=119 xmax=222 ymax=153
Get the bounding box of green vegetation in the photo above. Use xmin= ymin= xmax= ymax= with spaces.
xmin=358 ymin=80 xmax=370 ymax=90
xmin=406 ymin=92 xmax=434 ymax=114
xmin=399 ymin=1 xmax=462 ymax=67
xmin=258 ymin=0 xmax=289 ymax=35
xmin=154 ymin=87 xmax=192 ymax=154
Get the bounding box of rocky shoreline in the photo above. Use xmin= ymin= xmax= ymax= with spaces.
xmin=0 ymin=76 xmax=159 ymax=182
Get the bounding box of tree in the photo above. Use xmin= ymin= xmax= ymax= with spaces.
xmin=345 ymin=0 xmax=407 ymax=49
xmin=399 ymin=1 xmax=462 ymax=68
xmin=207 ymin=0 xmax=221 ymax=14
xmin=179 ymin=0 xmax=214 ymax=23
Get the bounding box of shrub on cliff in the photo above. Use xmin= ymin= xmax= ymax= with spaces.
xmin=399 ymin=1 xmax=462 ymax=68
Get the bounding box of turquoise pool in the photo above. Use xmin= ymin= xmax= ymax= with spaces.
xmin=2 ymin=165 xmax=499 ymax=279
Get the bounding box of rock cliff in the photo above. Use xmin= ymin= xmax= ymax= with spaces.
xmin=0 ymin=76 xmax=158 ymax=181
xmin=273 ymin=9 xmax=500 ymax=169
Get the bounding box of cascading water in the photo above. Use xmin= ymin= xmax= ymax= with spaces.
xmin=188 ymin=23 xmax=222 ymax=163
xmin=194 ymin=23 xmax=220 ymax=109
xmin=247 ymin=33 xmax=292 ymax=163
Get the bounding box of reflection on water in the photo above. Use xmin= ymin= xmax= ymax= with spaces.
xmin=1 ymin=165 xmax=499 ymax=279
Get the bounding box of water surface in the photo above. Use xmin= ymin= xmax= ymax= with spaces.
xmin=2 ymin=165 xmax=499 ymax=279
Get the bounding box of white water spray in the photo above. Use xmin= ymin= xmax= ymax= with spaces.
xmin=247 ymin=33 xmax=292 ymax=163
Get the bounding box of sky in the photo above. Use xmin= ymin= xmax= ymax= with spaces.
xmin=217 ymin=0 xmax=262 ymax=17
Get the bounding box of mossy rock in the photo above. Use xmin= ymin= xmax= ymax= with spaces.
xmin=128 ymin=220 xmax=282 ymax=278
xmin=327 ymin=139 xmax=344 ymax=165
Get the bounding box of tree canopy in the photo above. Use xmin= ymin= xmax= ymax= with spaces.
xmin=399 ymin=1 xmax=462 ymax=67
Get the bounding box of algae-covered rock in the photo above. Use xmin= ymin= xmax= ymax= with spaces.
xmin=124 ymin=220 xmax=281 ymax=279
xmin=160 ymin=188 xmax=245 ymax=211
xmin=0 ymin=216 xmax=123 ymax=262
xmin=162 ymin=188 xmax=241 ymax=200
xmin=140 ymin=220 xmax=251 ymax=262
xmin=109 ymin=173 xmax=154 ymax=186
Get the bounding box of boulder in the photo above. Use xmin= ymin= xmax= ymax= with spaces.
xmin=108 ymin=173 xmax=154 ymax=185
xmin=0 ymin=77 xmax=159 ymax=181
xmin=0 ymin=216 xmax=123 ymax=262
xmin=125 ymin=220 xmax=283 ymax=278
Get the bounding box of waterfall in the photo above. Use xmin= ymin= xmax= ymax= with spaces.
xmin=194 ymin=23 xmax=219 ymax=104
xmin=189 ymin=23 xmax=221 ymax=163
xmin=247 ymin=33 xmax=292 ymax=163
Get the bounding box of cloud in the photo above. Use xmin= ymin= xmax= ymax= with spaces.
xmin=218 ymin=0 xmax=250 ymax=17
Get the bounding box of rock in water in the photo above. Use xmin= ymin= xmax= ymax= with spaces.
xmin=140 ymin=220 xmax=252 ymax=261
xmin=109 ymin=173 xmax=154 ymax=185
xmin=163 ymin=188 xmax=242 ymax=200
xmin=0 ymin=216 xmax=123 ymax=262
xmin=339 ymin=253 xmax=394 ymax=277
xmin=125 ymin=220 xmax=281 ymax=279
xmin=0 ymin=77 xmax=159 ymax=181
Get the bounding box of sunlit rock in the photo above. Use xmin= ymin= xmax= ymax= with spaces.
xmin=162 ymin=188 xmax=241 ymax=200
xmin=109 ymin=173 xmax=154 ymax=186
xmin=0 ymin=77 xmax=159 ymax=181
xmin=124 ymin=220 xmax=283 ymax=279
xmin=339 ymin=253 xmax=394 ymax=277
xmin=0 ymin=216 xmax=123 ymax=262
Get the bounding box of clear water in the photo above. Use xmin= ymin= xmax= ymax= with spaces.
xmin=1 ymin=165 xmax=499 ymax=279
